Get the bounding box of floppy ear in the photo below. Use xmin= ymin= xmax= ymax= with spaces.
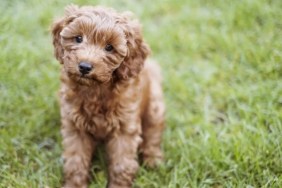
xmin=51 ymin=4 xmax=79 ymax=64
xmin=51 ymin=18 xmax=65 ymax=64
xmin=114 ymin=13 xmax=150 ymax=80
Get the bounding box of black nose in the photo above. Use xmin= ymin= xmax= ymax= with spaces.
xmin=78 ymin=62 xmax=93 ymax=75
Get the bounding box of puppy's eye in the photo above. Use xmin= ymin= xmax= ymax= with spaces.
xmin=75 ymin=36 xmax=83 ymax=43
xmin=105 ymin=44 xmax=114 ymax=52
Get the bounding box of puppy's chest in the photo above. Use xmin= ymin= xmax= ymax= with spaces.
xmin=76 ymin=101 xmax=114 ymax=138
xmin=61 ymin=83 xmax=142 ymax=139
xmin=71 ymin=96 xmax=119 ymax=139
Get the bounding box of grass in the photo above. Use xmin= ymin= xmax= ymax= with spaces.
xmin=0 ymin=0 xmax=281 ymax=187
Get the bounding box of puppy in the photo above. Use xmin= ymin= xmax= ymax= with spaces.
xmin=51 ymin=5 xmax=165 ymax=188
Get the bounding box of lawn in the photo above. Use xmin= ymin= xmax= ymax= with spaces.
xmin=0 ymin=0 xmax=281 ymax=187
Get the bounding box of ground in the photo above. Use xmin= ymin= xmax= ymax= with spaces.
xmin=0 ymin=0 xmax=281 ymax=187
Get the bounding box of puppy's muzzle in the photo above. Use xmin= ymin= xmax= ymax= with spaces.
xmin=79 ymin=62 xmax=93 ymax=75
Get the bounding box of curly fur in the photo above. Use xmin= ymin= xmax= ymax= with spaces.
xmin=51 ymin=5 xmax=165 ymax=188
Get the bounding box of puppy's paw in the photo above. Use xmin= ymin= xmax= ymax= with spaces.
xmin=143 ymin=154 xmax=163 ymax=168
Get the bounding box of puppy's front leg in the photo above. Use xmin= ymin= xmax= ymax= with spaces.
xmin=61 ymin=123 xmax=96 ymax=188
xmin=106 ymin=133 xmax=141 ymax=188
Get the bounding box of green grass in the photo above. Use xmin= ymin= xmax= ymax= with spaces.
xmin=1 ymin=0 xmax=281 ymax=187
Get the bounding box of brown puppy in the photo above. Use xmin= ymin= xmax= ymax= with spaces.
xmin=51 ymin=5 xmax=165 ymax=188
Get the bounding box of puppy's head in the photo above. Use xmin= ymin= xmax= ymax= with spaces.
xmin=52 ymin=5 xmax=150 ymax=85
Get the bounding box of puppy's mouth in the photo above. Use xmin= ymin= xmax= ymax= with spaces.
xmin=75 ymin=74 xmax=98 ymax=85
xmin=68 ymin=72 xmax=110 ymax=86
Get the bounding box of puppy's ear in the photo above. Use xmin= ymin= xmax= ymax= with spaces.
xmin=51 ymin=5 xmax=79 ymax=64
xmin=115 ymin=13 xmax=150 ymax=80
xmin=51 ymin=17 xmax=65 ymax=64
